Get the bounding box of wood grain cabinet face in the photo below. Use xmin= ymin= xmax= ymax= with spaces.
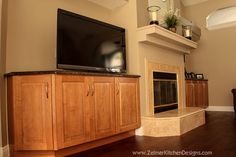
xmin=185 ymin=80 xmax=195 ymax=107
xmin=194 ymin=81 xmax=201 ymax=107
xmin=8 ymin=74 xmax=141 ymax=153
xmin=200 ymin=81 xmax=209 ymax=108
xmin=91 ymin=77 xmax=116 ymax=140
xmin=185 ymin=80 xmax=209 ymax=108
xmin=56 ymin=76 xmax=117 ymax=148
xmin=115 ymin=78 xmax=141 ymax=132
xmin=55 ymin=75 xmax=90 ymax=149
xmin=13 ymin=75 xmax=53 ymax=150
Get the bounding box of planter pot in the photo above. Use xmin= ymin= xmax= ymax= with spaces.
xmin=168 ymin=27 xmax=177 ymax=33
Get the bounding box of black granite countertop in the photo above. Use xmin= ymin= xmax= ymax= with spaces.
xmin=185 ymin=78 xmax=208 ymax=81
xmin=5 ymin=70 xmax=140 ymax=78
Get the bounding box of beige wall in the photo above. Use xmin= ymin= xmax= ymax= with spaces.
xmin=3 ymin=0 xmax=185 ymax=145
xmin=110 ymin=0 xmax=139 ymax=74
xmin=0 ymin=0 xmax=8 ymax=147
xmin=184 ymin=0 xmax=236 ymax=107
xmin=0 ymin=0 xmax=3 ymax=147
xmin=137 ymin=0 xmax=185 ymax=27
xmin=3 ymin=0 xmax=114 ymax=148
xmin=5 ymin=0 xmax=231 ymax=148
xmin=6 ymin=0 xmax=111 ymax=72
xmin=5 ymin=0 xmax=139 ymax=73
xmin=2 ymin=0 xmax=139 ymax=146
xmin=137 ymin=0 xmax=149 ymax=28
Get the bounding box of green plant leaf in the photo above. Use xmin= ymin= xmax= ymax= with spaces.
xmin=164 ymin=13 xmax=178 ymax=28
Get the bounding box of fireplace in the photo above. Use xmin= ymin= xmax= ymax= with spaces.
xmin=146 ymin=61 xmax=184 ymax=116
xmin=153 ymin=72 xmax=178 ymax=113
xmin=137 ymin=25 xmax=205 ymax=138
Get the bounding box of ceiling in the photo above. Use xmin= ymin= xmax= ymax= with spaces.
xmin=87 ymin=0 xmax=128 ymax=10
xmin=181 ymin=0 xmax=208 ymax=7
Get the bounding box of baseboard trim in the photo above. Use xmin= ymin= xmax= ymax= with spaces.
xmin=135 ymin=127 xmax=144 ymax=136
xmin=206 ymin=106 xmax=234 ymax=112
xmin=0 ymin=145 xmax=10 ymax=157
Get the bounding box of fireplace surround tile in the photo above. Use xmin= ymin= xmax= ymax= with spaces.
xmin=146 ymin=60 xmax=184 ymax=115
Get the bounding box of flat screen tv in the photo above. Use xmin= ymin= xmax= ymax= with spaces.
xmin=57 ymin=9 xmax=126 ymax=73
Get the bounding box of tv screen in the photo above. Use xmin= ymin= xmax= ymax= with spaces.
xmin=57 ymin=9 xmax=126 ymax=73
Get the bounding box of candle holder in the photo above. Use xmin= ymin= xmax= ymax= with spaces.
xmin=182 ymin=25 xmax=192 ymax=40
xmin=147 ymin=6 xmax=161 ymax=25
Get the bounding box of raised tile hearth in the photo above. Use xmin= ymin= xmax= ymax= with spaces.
xmin=141 ymin=107 xmax=205 ymax=137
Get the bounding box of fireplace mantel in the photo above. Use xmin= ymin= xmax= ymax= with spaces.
xmin=137 ymin=25 xmax=198 ymax=54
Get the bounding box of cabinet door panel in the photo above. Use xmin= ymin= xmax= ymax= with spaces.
xmin=115 ymin=78 xmax=140 ymax=132
xmin=197 ymin=81 xmax=205 ymax=107
xmin=185 ymin=80 xmax=195 ymax=107
xmin=55 ymin=75 xmax=90 ymax=148
xmin=202 ymin=81 xmax=209 ymax=108
xmin=63 ymin=82 xmax=86 ymax=141
xmin=185 ymin=80 xmax=209 ymax=108
xmin=14 ymin=75 xmax=53 ymax=150
xmin=91 ymin=77 xmax=116 ymax=139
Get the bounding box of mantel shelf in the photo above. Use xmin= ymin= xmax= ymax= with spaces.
xmin=137 ymin=25 xmax=198 ymax=54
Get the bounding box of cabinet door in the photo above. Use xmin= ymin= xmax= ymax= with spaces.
xmin=197 ymin=81 xmax=204 ymax=107
xmin=202 ymin=81 xmax=209 ymax=108
xmin=194 ymin=81 xmax=202 ymax=107
xmin=90 ymin=77 xmax=116 ymax=139
xmin=185 ymin=80 xmax=209 ymax=108
xmin=185 ymin=80 xmax=195 ymax=107
xmin=13 ymin=75 xmax=53 ymax=150
xmin=55 ymin=75 xmax=90 ymax=149
xmin=195 ymin=81 xmax=209 ymax=108
xmin=115 ymin=78 xmax=140 ymax=132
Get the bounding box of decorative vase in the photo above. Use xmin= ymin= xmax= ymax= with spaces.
xmin=182 ymin=25 xmax=192 ymax=40
xmin=147 ymin=6 xmax=161 ymax=25
xmin=168 ymin=27 xmax=177 ymax=33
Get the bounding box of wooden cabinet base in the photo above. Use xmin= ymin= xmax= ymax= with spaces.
xmin=11 ymin=131 xmax=135 ymax=157
xmin=185 ymin=80 xmax=209 ymax=108
xmin=7 ymin=74 xmax=140 ymax=156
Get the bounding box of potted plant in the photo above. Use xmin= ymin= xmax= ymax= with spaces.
xmin=164 ymin=12 xmax=178 ymax=33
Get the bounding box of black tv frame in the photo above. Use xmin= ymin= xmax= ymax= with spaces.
xmin=57 ymin=9 xmax=127 ymax=73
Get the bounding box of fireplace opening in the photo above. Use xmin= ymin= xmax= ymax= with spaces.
xmin=153 ymin=72 xmax=178 ymax=113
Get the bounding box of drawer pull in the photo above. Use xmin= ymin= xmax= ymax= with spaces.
xmin=87 ymin=84 xmax=90 ymax=96
xmin=116 ymin=83 xmax=119 ymax=95
xmin=45 ymin=83 xmax=49 ymax=99
xmin=91 ymin=84 xmax=95 ymax=96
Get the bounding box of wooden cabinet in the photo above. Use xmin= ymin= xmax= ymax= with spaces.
xmin=91 ymin=77 xmax=116 ymax=140
xmin=9 ymin=75 xmax=54 ymax=151
xmin=55 ymin=75 xmax=91 ymax=149
xmin=7 ymin=73 xmax=140 ymax=156
xmin=185 ymin=80 xmax=195 ymax=107
xmin=185 ymin=80 xmax=208 ymax=108
xmin=55 ymin=76 xmax=116 ymax=148
xmin=201 ymin=81 xmax=209 ymax=107
xmin=115 ymin=78 xmax=140 ymax=132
